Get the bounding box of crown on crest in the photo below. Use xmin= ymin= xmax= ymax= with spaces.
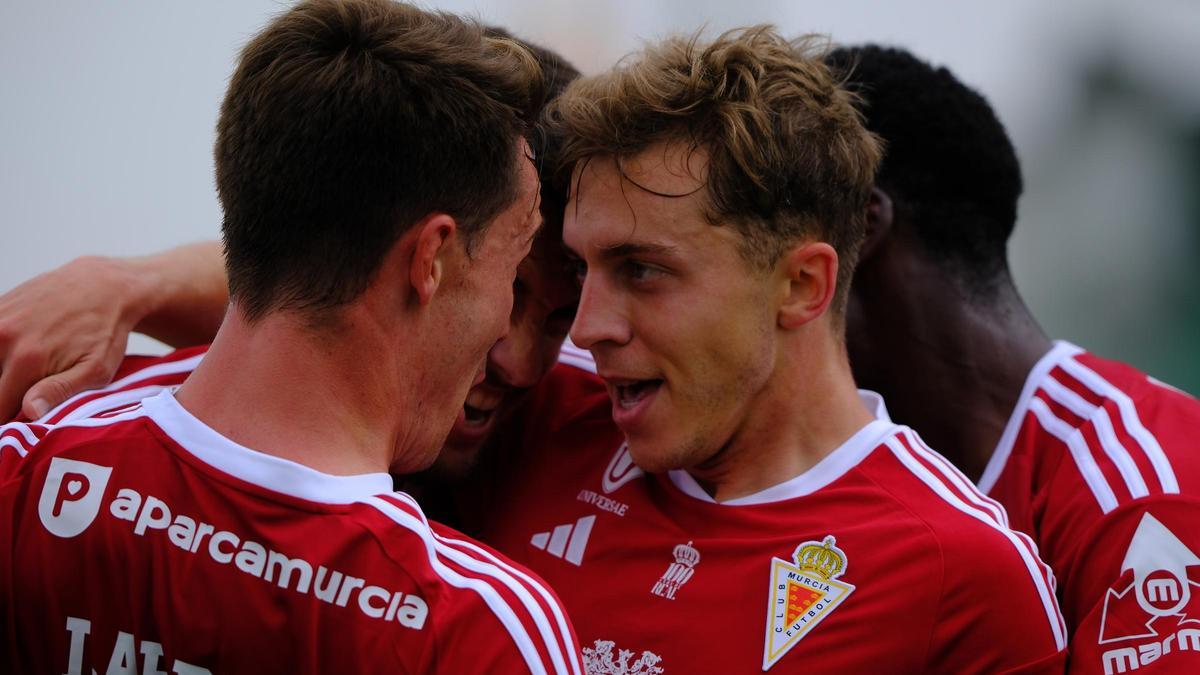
xmin=673 ymin=541 xmax=701 ymax=568
xmin=793 ymin=536 xmax=846 ymax=580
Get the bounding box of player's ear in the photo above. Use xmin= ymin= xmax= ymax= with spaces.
xmin=777 ymin=241 xmax=838 ymax=330
xmin=408 ymin=213 xmax=458 ymax=305
xmin=859 ymin=187 xmax=894 ymax=262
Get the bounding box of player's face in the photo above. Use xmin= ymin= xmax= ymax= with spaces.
xmin=413 ymin=144 xmax=543 ymax=472
xmin=436 ymin=226 xmax=578 ymax=479
xmin=564 ymin=144 xmax=780 ymax=474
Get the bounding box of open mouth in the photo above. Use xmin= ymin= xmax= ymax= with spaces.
xmin=616 ymin=379 xmax=663 ymax=409
xmin=461 ymin=403 xmax=495 ymax=428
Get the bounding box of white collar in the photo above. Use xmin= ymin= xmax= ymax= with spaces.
xmin=975 ymin=340 xmax=1084 ymax=494
xmin=142 ymin=391 xmax=394 ymax=504
xmin=668 ymin=390 xmax=898 ymax=506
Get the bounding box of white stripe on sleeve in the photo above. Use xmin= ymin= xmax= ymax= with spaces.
xmin=365 ymin=495 xmax=575 ymax=675
xmin=887 ymin=436 xmax=1067 ymax=651
xmin=1028 ymin=397 xmax=1119 ymax=513
xmin=1058 ymin=357 xmax=1179 ymax=494
xmin=1041 ymin=377 xmax=1149 ymax=500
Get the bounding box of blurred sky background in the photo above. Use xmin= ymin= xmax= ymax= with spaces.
xmin=1 ymin=0 xmax=1197 ymax=391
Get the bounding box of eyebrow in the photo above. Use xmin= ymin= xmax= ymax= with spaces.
xmin=597 ymin=242 xmax=678 ymax=260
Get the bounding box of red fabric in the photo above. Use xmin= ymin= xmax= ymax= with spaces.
xmin=985 ymin=345 xmax=1200 ymax=674
xmin=0 ymin=351 xmax=581 ymax=675
xmin=471 ymin=363 xmax=1066 ymax=674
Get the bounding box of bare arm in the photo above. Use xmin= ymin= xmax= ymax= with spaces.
xmin=0 ymin=241 xmax=227 ymax=420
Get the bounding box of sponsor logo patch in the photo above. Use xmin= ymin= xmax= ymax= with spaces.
xmin=38 ymin=458 xmax=112 ymax=538
xmin=1098 ymin=513 xmax=1200 ymax=674
xmin=763 ymin=535 xmax=855 ymax=671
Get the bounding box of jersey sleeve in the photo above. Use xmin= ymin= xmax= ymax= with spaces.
xmin=927 ymin=515 xmax=1068 ymax=673
xmin=1063 ymin=497 xmax=1200 ymax=674
xmin=0 ymin=422 xmax=52 ymax=481
xmin=418 ymin=520 xmax=584 ymax=675
xmin=2 ymin=348 xmax=204 ymax=480
xmin=430 ymin=594 xmax=584 ymax=675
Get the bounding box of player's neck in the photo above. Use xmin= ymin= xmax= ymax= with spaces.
xmin=689 ymin=333 xmax=874 ymax=503
xmin=175 ymin=306 xmax=420 ymax=477
xmin=876 ymin=282 xmax=1051 ymax=481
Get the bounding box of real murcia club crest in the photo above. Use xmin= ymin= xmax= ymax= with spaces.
xmin=763 ymin=535 xmax=855 ymax=671
xmin=650 ymin=540 xmax=700 ymax=600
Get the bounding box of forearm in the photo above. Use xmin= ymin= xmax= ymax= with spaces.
xmin=119 ymin=241 xmax=228 ymax=347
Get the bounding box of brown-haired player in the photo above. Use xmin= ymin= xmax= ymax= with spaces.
xmin=468 ymin=28 xmax=1066 ymax=672
xmin=0 ymin=1 xmax=583 ymax=673
xmin=0 ymin=24 xmax=1067 ymax=674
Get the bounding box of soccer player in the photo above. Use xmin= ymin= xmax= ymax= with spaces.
xmin=0 ymin=1 xmax=582 ymax=673
xmin=468 ymin=28 xmax=1066 ymax=672
xmin=828 ymin=45 xmax=1200 ymax=674
xmin=0 ymin=31 xmax=583 ymax=510
xmin=0 ymin=28 xmax=1069 ymax=673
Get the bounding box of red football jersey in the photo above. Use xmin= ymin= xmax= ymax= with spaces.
xmin=0 ymin=387 xmax=582 ymax=674
xmin=978 ymin=341 xmax=1200 ymax=674
xmin=19 ymin=345 xmax=209 ymax=426
xmin=472 ymin=352 xmax=1068 ymax=673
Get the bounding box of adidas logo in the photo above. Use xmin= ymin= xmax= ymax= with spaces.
xmin=530 ymin=515 xmax=596 ymax=566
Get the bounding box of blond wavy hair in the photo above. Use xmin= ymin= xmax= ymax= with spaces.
xmin=548 ymin=26 xmax=881 ymax=312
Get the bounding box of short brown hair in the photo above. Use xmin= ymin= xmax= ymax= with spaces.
xmin=549 ymin=27 xmax=880 ymax=312
xmin=217 ymin=0 xmax=542 ymax=320
xmin=484 ymin=26 xmax=582 ymax=233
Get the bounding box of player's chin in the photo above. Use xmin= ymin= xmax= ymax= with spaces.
xmin=623 ymin=433 xmax=690 ymax=475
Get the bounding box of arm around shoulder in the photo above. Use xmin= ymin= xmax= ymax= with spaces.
xmin=0 ymin=241 xmax=226 ymax=421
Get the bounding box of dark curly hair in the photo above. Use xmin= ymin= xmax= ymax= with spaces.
xmin=827 ymin=45 xmax=1023 ymax=297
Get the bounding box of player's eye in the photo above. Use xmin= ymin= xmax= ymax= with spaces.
xmin=621 ymin=260 xmax=664 ymax=284
xmin=570 ymin=259 xmax=588 ymax=285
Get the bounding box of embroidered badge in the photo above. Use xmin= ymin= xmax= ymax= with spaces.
xmin=763 ymin=535 xmax=855 ymax=670
xmin=650 ymin=540 xmax=700 ymax=600
xmin=583 ymin=639 xmax=664 ymax=675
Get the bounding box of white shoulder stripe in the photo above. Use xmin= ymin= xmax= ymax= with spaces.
xmin=903 ymin=431 xmax=1010 ymax=528
xmin=1028 ymin=397 xmax=1119 ymax=513
xmin=392 ymin=494 xmax=582 ymax=675
xmin=52 ymin=406 xmax=150 ymax=429
xmin=886 ymin=436 xmax=1067 ymax=651
xmin=977 ymin=341 xmax=1083 ymax=494
xmin=1042 ymin=377 xmax=1150 ymax=501
xmin=904 ymin=431 xmax=1063 ymax=624
xmin=2 ymin=421 xmax=46 ymax=446
xmin=1 ymin=421 xmax=52 ymax=457
xmin=1039 ymin=376 xmax=1094 ymax=418
xmin=363 ymin=496 xmax=574 ymax=675
xmin=36 ymin=353 xmax=203 ymax=424
xmin=0 ymin=436 xmax=31 ymax=458
xmin=1 ymin=409 xmax=150 ymax=459
xmin=54 ymin=384 xmax=178 ymax=424
xmin=557 ymin=340 xmax=596 ymax=374
xmin=1058 ymin=356 xmax=1179 ymax=494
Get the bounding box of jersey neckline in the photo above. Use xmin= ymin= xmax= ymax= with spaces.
xmin=665 ymin=390 xmax=900 ymax=506
xmin=975 ymin=340 xmax=1084 ymax=494
xmin=141 ymin=390 xmax=394 ymax=504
